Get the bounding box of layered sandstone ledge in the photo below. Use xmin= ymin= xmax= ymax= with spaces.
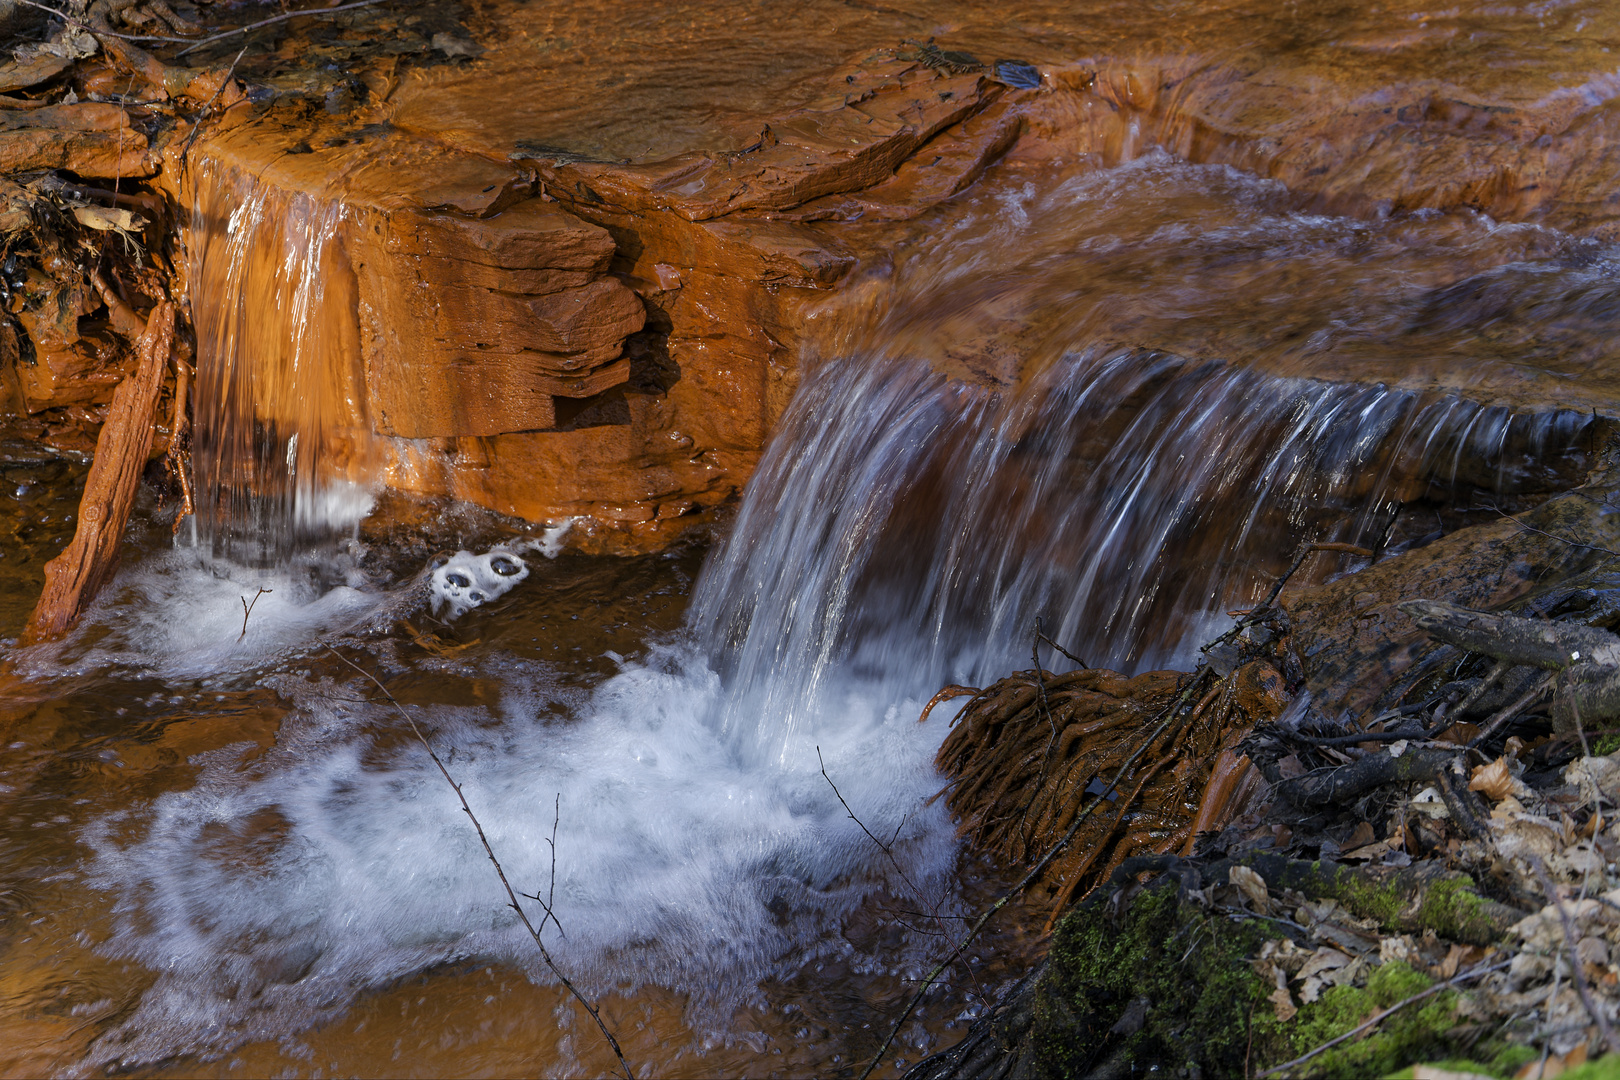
xmin=2 ymin=0 xmax=1619 ymax=546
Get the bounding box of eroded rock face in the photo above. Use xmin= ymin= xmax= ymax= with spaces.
xmin=5 ymin=0 xmax=1620 ymax=545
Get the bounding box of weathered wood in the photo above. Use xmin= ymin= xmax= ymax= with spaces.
xmin=25 ymin=301 xmax=174 ymax=641
xmin=1399 ymin=599 xmax=1620 ymax=670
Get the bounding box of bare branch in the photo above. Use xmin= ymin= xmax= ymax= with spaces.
xmin=1257 ymin=959 xmax=1511 ymax=1077
xmin=327 ymin=648 xmax=635 ymax=1080
xmin=237 ymin=586 xmax=270 ymax=641
xmin=175 ymin=0 xmax=388 ymax=58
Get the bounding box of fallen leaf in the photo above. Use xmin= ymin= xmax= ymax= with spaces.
xmin=1229 ymin=865 xmax=1270 ymax=914
xmin=1341 ymin=840 xmax=1391 ymax=863
xmin=1269 ymin=985 xmax=1297 ymax=1022
xmin=1297 ymin=946 xmax=1352 ymax=981
xmin=1346 ymin=821 xmax=1376 ymax=848
xmin=1412 ymin=787 xmax=1450 ymax=818
xmin=1277 ymin=754 xmax=1306 ymax=780
xmin=1470 ymin=758 xmax=1514 ymax=801
xmin=1434 ymin=722 xmax=1483 ymax=745
xmin=1516 ymin=1056 xmax=1567 ymax=1079
xmin=71 ymin=204 xmax=147 ymax=234
xmin=1437 ymin=943 xmax=1486 ymax=979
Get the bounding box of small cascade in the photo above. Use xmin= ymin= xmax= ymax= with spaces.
xmin=185 ymin=156 xmax=380 ymax=565
xmin=693 ymin=351 xmax=1589 ymax=765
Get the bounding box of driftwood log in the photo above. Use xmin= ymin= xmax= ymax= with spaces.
xmin=1400 ymin=599 xmax=1620 ymax=731
xmin=25 ymin=301 xmax=175 ymax=642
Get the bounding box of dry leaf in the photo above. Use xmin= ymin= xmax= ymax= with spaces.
xmin=1269 ymin=985 xmax=1297 ymax=1022
xmin=71 ymin=204 xmax=147 ymax=234
xmin=1412 ymin=787 xmax=1449 ymax=818
xmin=1437 ymin=943 xmax=1487 ymax=979
xmin=1381 ymin=935 xmax=1418 ymax=964
xmin=1435 ymin=722 xmax=1483 ymax=745
xmin=1346 ymin=821 xmax=1376 ymax=848
xmin=1229 ymin=865 xmax=1270 ymax=914
xmin=1470 ymin=758 xmax=1514 ymax=801
xmin=1341 ymin=840 xmax=1392 ymax=863
xmin=1297 ymin=946 xmax=1352 ymax=981
xmin=1277 ymin=754 xmax=1306 ymax=780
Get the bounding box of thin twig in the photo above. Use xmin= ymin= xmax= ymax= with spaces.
xmin=1257 ymin=959 xmax=1511 ymax=1077
xmin=857 ymin=668 xmax=1211 ymax=1080
xmin=817 ymin=747 xmax=987 ymax=1002
xmin=237 ymin=586 xmax=270 ymax=640
xmin=175 ymin=0 xmax=388 ymax=58
xmin=1427 ymin=660 xmax=1511 ymax=742
xmin=519 ymin=792 xmax=566 ymax=938
xmin=1203 ymin=541 xmax=1372 ymax=660
xmin=1037 ymin=629 xmax=1087 ymax=669
xmin=1487 ymin=507 xmax=1620 ymax=561
xmin=177 ymin=44 xmax=247 ymax=170
xmin=1529 ymin=855 xmax=1620 ymax=1055
xmin=1467 ymin=673 xmax=1554 ymax=750
xmin=1031 ymin=618 xmax=1055 ymax=739
xmin=327 ymin=647 xmax=635 ymax=1080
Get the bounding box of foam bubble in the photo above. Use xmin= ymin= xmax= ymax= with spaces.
xmin=429 ymin=548 xmax=530 ymax=619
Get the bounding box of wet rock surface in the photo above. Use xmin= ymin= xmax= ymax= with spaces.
xmin=6 ymin=0 xmax=1620 ymax=538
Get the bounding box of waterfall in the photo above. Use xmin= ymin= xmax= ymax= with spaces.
xmin=692 ymin=350 xmax=1589 ymax=765
xmin=185 ymin=156 xmax=380 ymax=565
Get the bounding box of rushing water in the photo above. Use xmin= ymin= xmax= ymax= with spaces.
xmin=187 ymin=156 xmax=382 ymax=566
xmin=0 ymin=148 xmax=1610 ymax=1076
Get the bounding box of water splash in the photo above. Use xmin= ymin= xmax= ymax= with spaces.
xmin=185 ymin=156 xmax=381 ymax=565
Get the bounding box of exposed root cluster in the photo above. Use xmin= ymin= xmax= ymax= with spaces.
xmin=936 ymin=654 xmax=1288 ymax=918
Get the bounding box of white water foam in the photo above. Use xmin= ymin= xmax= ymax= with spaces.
xmin=78 ymin=634 xmax=958 ymax=1069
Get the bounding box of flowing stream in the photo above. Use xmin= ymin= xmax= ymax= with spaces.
xmin=0 ymin=150 xmax=1610 ymax=1076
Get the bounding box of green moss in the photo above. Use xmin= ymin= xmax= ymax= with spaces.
xmin=1563 ymin=1053 xmax=1620 ymax=1080
xmin=1257 ymin=963 xmax=1462 ymax=1078
xmin=1033 ymin=885 xmax=1528 ymax=1079
xmin=1033 ymin=885 xmax=1274 ymax=1078
xmin=1325 ymin=865 xmax=1406 ymax=927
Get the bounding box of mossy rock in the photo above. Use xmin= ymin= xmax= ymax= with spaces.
xmin=1032 ymin=881 xmax=1526 ymax=1078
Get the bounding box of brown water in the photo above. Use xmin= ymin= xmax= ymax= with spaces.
xmin=0 ymin=480 xmax=1039 ymax=1077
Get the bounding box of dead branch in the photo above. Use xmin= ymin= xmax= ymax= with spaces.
xmin=1274 ymin=746 xmax=1457 ymax=809
xmin=327 ymin=648 xmax=635 ymax=1080
xmin=26 ymin=301 xmax=175 ymax=641
xmin=1400 ymin=600 xmax=1620 ymax=672
xmin=176 ymin=44 xmax=248 ymax=169
xmin=174 ymin=0 xmax=387 ymax=58
xmin=1256 ymin=959 xmax=1511 ymax=1078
